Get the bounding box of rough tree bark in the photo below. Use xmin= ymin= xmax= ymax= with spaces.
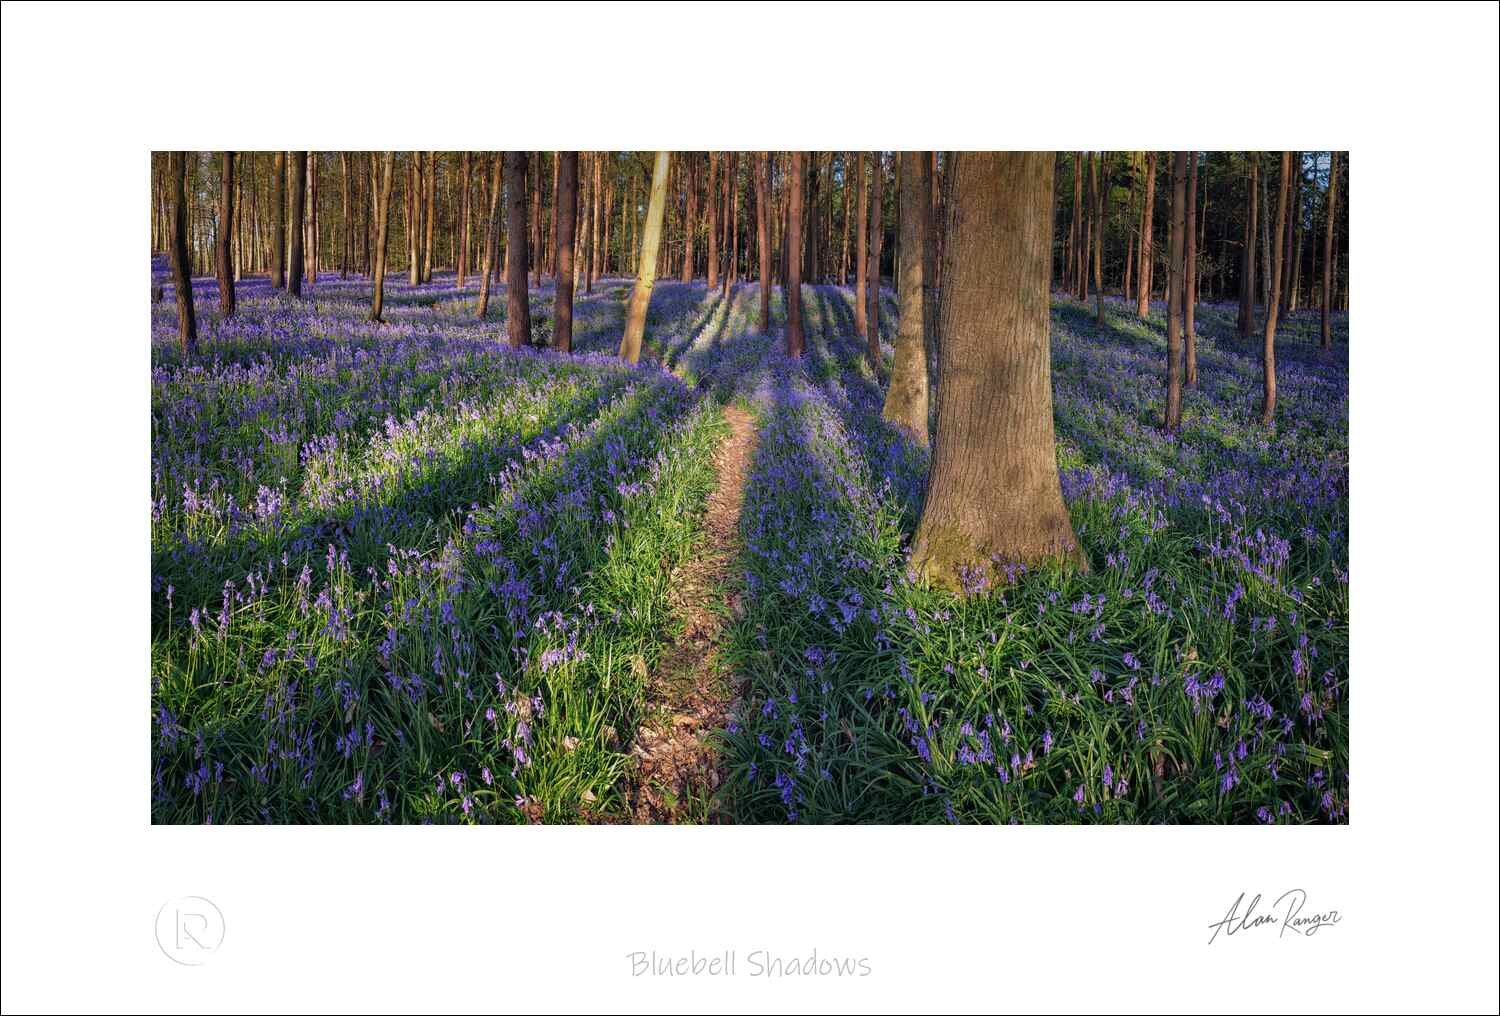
xmin=271 ymin=151 xmax=286 ymax=288
xmin=217 ymin=151 xmax=236 ymax=318
xmin=910 ymin=152 xmax=1087 ymax=591
xmin=1135 ymin=151 xmax=1156 ymax=318
xmin=457 ymin=152 xmax=471 ymax=287
xmin=785 ymin=151 xmax=805 ymax=358
xmin=1185 ymin=150 xmax=1198 ymax=385
xmin=854 ymin=151 xmax=868 ymax=339
xmin=681 ymin=152 xmax=698 ymax=283
xmin=1261 ymin=151 xmax=1291 ymax=426
xmin=882 ymin=150 xmax=931 ymax=445
xmin=168 ymin=152 xmax=198 ymax=354
xmin=506 ymin=152 xmax=533 ymax=348
xmin=288 ymin=152 xmax=306 ymax=298
xmin=1090 ymin=151 xmax=1104 ymax=324
xmin=865 ymin=152 xmax=884 ymax=370
xmin=554 ymin=152 xmax=578 ymax=354
xmin=1165 ymin=151 xmax=1187 ymax=433
xmin=369 ymin=152 xmax=396 ymax=322
xmin=476 ymin=153 xmax=502 ymax=319
xmin=619 ymin=151 xmax=671 ymax=365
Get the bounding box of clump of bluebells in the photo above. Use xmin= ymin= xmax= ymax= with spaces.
xmin=152 ymin=272 xmax=727 ymax=823
xmin=720 ymin=291 xmax=1348 ymax=824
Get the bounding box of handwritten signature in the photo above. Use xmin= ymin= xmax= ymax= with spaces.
xmin=1207 ymin=890 xmax=1342 ymax=944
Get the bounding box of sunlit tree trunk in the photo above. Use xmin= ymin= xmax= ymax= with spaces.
xmin=854 ymin=151 xmax=868 ymax=338
xmin=1185 ymin=150 xmax=1198 ymax=384
xmin=865 ymin=152 xmax=884 ymax=369
xmin=619 ymin=151 xmax=670 ymax=364
xmin=756 ymin=151 xmax=772 ymax=332
xmin=1165 ymin=151 xmax=1187 ymax=433
xmin=554 ymin=152 xmax=578 ymax=354
xmin=339 ymin=152 xmax=352 ymax=280
xmin=1261 ymin=151 xmax=1290 ymax=425
xmin=505 ymin=152 xmax=533 ymax=348
xmin=882 ymin=150 xmax=930 ymax=444
xmin=216 ymin=152 xmax=236 ymax=318
xmin=590 ymin=153 xmax=602 ymax=286
xmin=1321 ymin=151 xmax=1339 ymax=350
xmin=785 ymin=151 xmax=805 ymax=358
xmin=271 ymin=151 xmax=286 ymax=288
xmin=705 ymin=152 xmax=719 ymax=290
xmin=681 ymin=153 xmax=698 ymax=282
xmin=422 ymin=151 xmax=436 ymax=283
xmin=456 ymin=152 xmax=471 ymax=287
xmin=1135 ymin=151 xmax=1156 ymax=317
xmin=168 ymin=152 xmax=199 ymax=354
xmin=476 ymin=153 xmax=502 ymax=318
xmin=1091 ymin=151 xmax=1104 ymax=323
xmin=910 ymin=152 xmax=1087 ymax=590
xmin=288 ymin=152 xmax=306 ymax=297
xmin=369 ymin=152 xmax=396 ymax=322
xmin=723 ymin=152 xmax=739 ymax=298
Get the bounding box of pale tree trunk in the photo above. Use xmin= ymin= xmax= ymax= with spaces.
xmin=1185 ymin=150 xmax=1198 ymax=385
xmin=530 ymin=152 xmax=543 ymax=290
xmin=288 ymin=152 xmax=306 ymax=297
xmin=548 ymin=151 xmax=560 ymax=279
xmin=854 ymin=151 xmax=868 ymax=338
xmin=1165 ymin=151 xmax=1187 ymax=432
xmin=1321 ymin=151 xmax=1339 ymax=350
xmin=217 ymin=151 xmax=236 ymax=318
xmin=271 ymin=151 xmax=286 ymax=288
xmin=865 ymin=152 xmax=884 ymax=370
xmin=476 ymin=153 xmax=502 ymax=318
xmin=423 ymin=151 xmax=436 ymax=283
xmin=756 ymin=151 xmax=772 ymax=332
xmin=554 ymin=152 xmax=578 ymax=354
xmin=706 ymin=152 xmax=719 ymax=290
xmin=457 ymin=152 xmax=471 ymax=287
xmin=369 ymin=152 xmax=396 ymax=322
xmin=1135 ymin=151 xmax=1156 ymax=317
xmin=578 ymin=154 xmax=593 ymax=293
xmin=590 ymin=153 xmax=602 ymax=286
xmin=169 ymin=152 xmax=199 ymax=354
xmin=619 ymin=151 xmax=670 ymax=364
xmin=506 ymin=152 xmax=533 ymax=348
xmin=785 ymin=151 xmax=805 ymax=358
xmin=339 ymin=152 xmax=352 ymax=279
xmin=1238 ymin=154 xmax=1258 ymax=338
xmin=910 ymin=152 xmax=1087 ymax=590
xmin=681 ymin=153 xmax=697 ymax=282
xmin=882 ymin=150 xmax=930 ymax=445
xmin=1261 ymin=151 xmax=1291 ymax=425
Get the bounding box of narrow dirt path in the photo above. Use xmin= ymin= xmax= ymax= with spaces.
xmin=627 ymin=403 xmax=756 ymax=823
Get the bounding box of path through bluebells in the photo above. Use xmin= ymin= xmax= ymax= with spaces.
xmin=152 ymin=265 xmax=1348 ymax=824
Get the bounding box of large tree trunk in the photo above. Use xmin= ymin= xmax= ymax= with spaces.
xmin=216 ymin=151 xmax=236 ymax=318
xmin=1164 ymin=151 xmax=1187 ymax=432
xmin=1135 ymin=151 xmax=1156 ymax=317
xmin=271 ymin=151 xmax=286 ymax=288
xmin=882 ymin=150 xmax=930 ymax=444
xmin=1261 ymin=151 xmax=1291 ymax=425
xmin=369 ymin=152 xmax=396 ymax=321
xmin=854 ymin=151 xmax=868 ymax=338
xmin=476 ymin=153 xmax=502 ymax=318
xmin=169 ymin=152 xmax=199 ymax=355
xmin=1185 ymin=150 xmax=1198 ymax=385
xmin=287 ymin=152 xmax=306 ymax=297
xmin=865 ymin=152 xmax=884 ymax=370
xmin=1238 ymin=154 xmax=1259 ymax=338
xmin=1321 ymin=151 xmax=1339 ymax=350
xmin=554 ymin=152 xmax=579 ymax=354
xmin=506 ymin=152 xmax=533 ymax=348
xmin=756 ymin=151 xmax=772 ymax=332
xmin=785 ymin=151 xmax=805 ymax=358
xmin=619 ymin=152 xmax=670 ymax=364
xmin=910 ymin=152 xmax=1086 ymax=590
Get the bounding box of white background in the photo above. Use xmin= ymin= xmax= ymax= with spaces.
xmin=2 ymin=2 xmax=1497 ymax=1013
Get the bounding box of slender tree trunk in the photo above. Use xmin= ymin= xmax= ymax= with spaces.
xmin=505 ymin=152 xmax=533 ymax=348
xmin=1185 ymin=150 xmax=1198 ymax=384
xmin=681 ymin=153 xmax=698 ymax=282
xmin=1321 ymin=151 xmax=1339 ymax=350
xmin=1238 ymin=154 xmax=1259 ymax=338
xmin=1279 ymin=151 xmax=1297 ymax=316
xmin=1091 ymin=151 xmax=1104 ymax=323
xmin=910 ymin=152 xmax=1086 ymax=590
xmin=865 ymin=152 xmax=885 ymax=369
xmin=548 ymin=151 xmax=560 ymax=279
xmin=1135 ymin=151 xmax=1156 ymax=317
xmin=216 ymin=151 xmax=236 ymax=318
xmin=756 ymin=150 xmax=772 ymax=333
xmin=422 ymin=151 xmax=436 ymax=283
xmin=339 ymin=152 xmax=352 ymax=279
xmin=619 ymin=151 xmax=670 ymax=364
xmin=308 ymin=153 xmax=318 ymax=286
xmin=529 ymin=152 xmax=542 ymax=290
xmin=169 ymin=152 xmax=199 ymax=354
xmin=590 ymin=153 xmax=602 ymax=285
xmin=1165 ymin=151 xmax=1187 ymax=432
xmin=554 ymin=152 xmax=579 ymax=354
xmin=1261 ymin=151 xmax=1291 ymax=425
xmin=369 ymin=152 xmax=396 ymax=321
xmin=1071 ymin=151 xmax=1085 ymax=297
xmin=287 ymin=152 xmax=306 ymax=297
xmin=457 ymin=152 xmax=471 ymax=287
xmin=723 ymin=152 xmax=739 ymax=297
xmin=477 ymin=153 xmax=503 ymax=318
xmin=271 ymin=151 xmax=286 ymax=288
xmin=854 ymin=151 xmax=868 ymax=338
xmin=785 ymin=151 xmax=805 ymax=357
xmin=839 ymin=153 xmax=853 ymax=286
xmin=883 ymin=150 xmax=930 ymax=444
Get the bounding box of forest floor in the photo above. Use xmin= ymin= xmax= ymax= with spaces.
xmin=150 ymin=268 xmax=1349 ymax=825
xmin=627 ymin=404 xmax=756 ymax=823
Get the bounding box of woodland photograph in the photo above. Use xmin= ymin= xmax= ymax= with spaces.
xmin=149 ymin=149 xmax=1349 ymax=825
